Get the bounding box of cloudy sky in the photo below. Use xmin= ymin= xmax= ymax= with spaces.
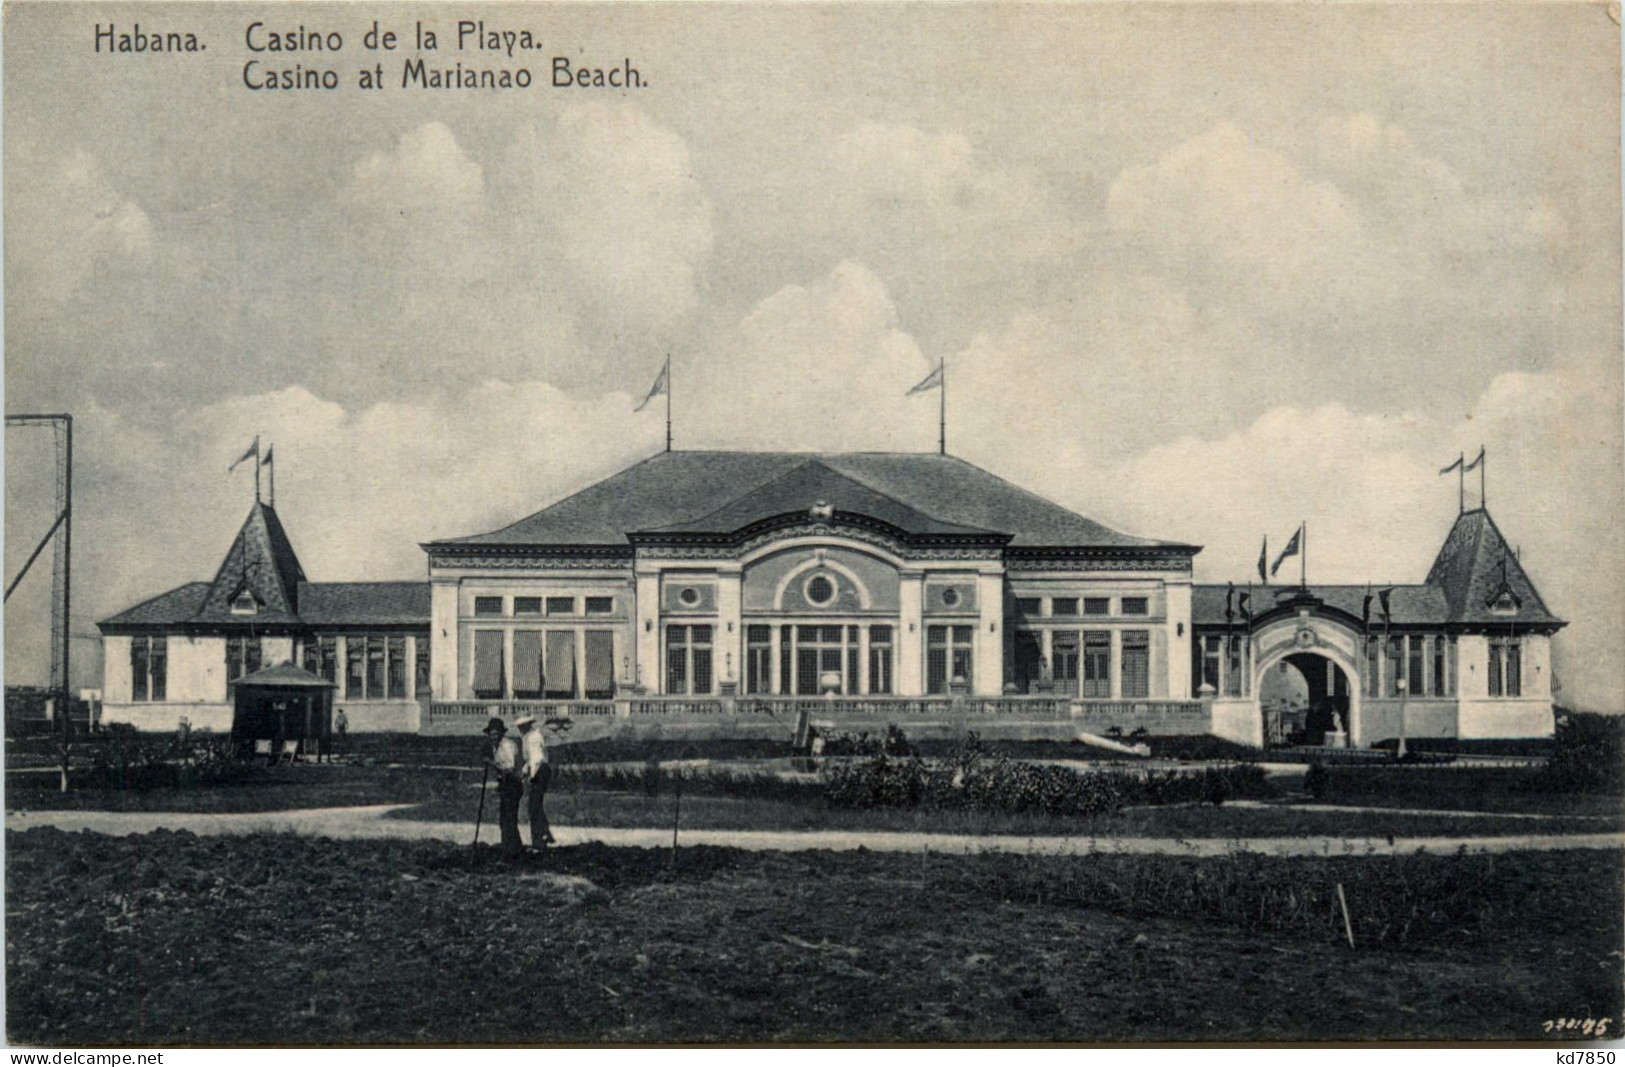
xmin=5 ymin=3 xmax=1621 ymax=708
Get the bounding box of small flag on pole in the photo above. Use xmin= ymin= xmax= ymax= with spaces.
xmin=1257 ymin=536 xmax=1268 ymax=585
xmin=1238 ymin=588 xmax=1252 ymax=622
xmin=1462 ymin=446 xmax=1485 ymax=473
xmin=1378 ymin=587 xmax=1394 ymax=624
xmin=1439 ymin=455 xmax=1464 ymax=475
xmin=262 ymin=445 xmax=274 ymax=467
xmin=228 ymin=436 xmax=259 ymax=473
xmin=1270 ymin=525 xmax=1302 ymax=578
xmin=634 ymin=362 xmax=670 ymax=412
xmin=1224 ymin=582 xmax=1236 ymax=623
xmin=906 ymin=361 xmax=944 ymax=396
xmin=1361 ymin=583 xmax=1373 ymax=632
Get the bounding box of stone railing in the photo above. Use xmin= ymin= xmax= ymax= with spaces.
xmin=429 ymin=695 xmax=1201 ymax=724
xmin=1071 ymin=700 xmax=1205 ymax=717
xmin=427 ymin=700 xmax=617 ymax=723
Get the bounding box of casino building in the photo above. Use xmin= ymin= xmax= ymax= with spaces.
xmin=97 ymin=450 xmax=1564 ymax=746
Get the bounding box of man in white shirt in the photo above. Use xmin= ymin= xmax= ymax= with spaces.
xmin=483 ymin=717 xmax=523 ymax=860
xmin=514 ymin=715 xmax=555 ymax=849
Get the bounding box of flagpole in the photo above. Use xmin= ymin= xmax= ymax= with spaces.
xmin=1300 ymin=521 xmax=1307 ymax=589
xmin=268 ymin=446 xmax=275 ymax=508
xmin=665 ymin=354 xmax=673 ymax=453
xmin=938 ymin=357 xmax=946 ymax=456
xmin=1458 ymin=452 xmax=1465 ymax=515
xmin=253 ymin=435 xmax=261 ymax=505
xmin=1480 ymin=445 xmax=1486 ymax=509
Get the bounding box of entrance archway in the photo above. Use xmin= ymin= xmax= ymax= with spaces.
xmin=1260 ymin=652 xmax=1353 ymax=746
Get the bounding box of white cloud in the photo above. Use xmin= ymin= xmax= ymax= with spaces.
xmin=501 ymin=101 xmax=715 ymax=335
xmin=682 ymin=261 xmax=938 ymax=452
xmin=341 ymin=122 xmax=486 ymax=222
xmin=8 ymin=150 xmax=153 ymax=306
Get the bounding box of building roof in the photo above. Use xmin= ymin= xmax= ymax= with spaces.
xmin=194 ymin=502 xmax=308 ymax=623
xmin=647 ymin=458 xmax=997 ymax=538
xmin=1424 ymin=508 xmax=1560 ymax=626
xmin=98 ymin=582 xmax=212 ymax=628
xmin=232 ymin=661 xmax=335 ymax=688
xmin=434 ymin=450 xmax=1190 ymax=551
xmin=1192 ymin=584 xmax=1449 ymax=626
xmin=295 ymin=582 xmax=432 ymax=625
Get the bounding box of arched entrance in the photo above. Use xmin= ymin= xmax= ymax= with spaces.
xmin=1259 ymin=652 xmax=1354 ymax=746
xmin=1250 ymin=597 xmax=1365 ymax=748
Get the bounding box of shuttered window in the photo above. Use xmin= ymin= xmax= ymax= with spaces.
xmin=1122 ymin=631 xmax=1150 ymax=699
xmin=473 ymin=630 xmax=504 ymax=700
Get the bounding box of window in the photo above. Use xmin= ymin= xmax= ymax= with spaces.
xmin=1083 ymin=597 xmax=1109 ymax=617
xmin=1083 ymin=632 xmax=1111 ymax=698
xmin=1491 ymin=640 xmax=1522 ymax=698
xmin=130 ymin=636 xmax=167 ymax=702
xmin=1407 ymin=635 xmax=1425 ymax=697
xmin=869 ymin=625 xmax=893 ymax=695
xmin=545 ymin=631 xmax=578 ymax=699
xmin=1201 ymin=635 xmax=1222 ymax=694
xmin=1052 ymin=597 xmax=1079 ymax=617
xmin=1432 ymin=636 xmax=1448 ymax=697
xmin=345 ymin=636 xmax=365 ymax=698
xmin=1014 ymin=597 xmax=1042 ymax=616
xmin=226 ymin=636 xmax=262 ymax=698
xmin=514 ymin=597 xmax=542 ymax=615
xmin=415 ymin=637 xmax=432 ymax=696
xmin=366 ymin=637 xmax=386 ymax=697
xmin=666 ymin=625 xmax=713 ymax=696
xmin=1122 ymin=631 xmax=1150 ymax=699
xmin=1224 ymin=635 xmax=1243 ymax=697
xmin=584 ymin=631 xmax=615 ymax=699
xmin=513 ymin=631 xmax=543 ymax=699
xmin=1366 ymin=638 xmax=1381 ymax=697
xmin=1013 ymin=631 xmax=1043 ymax=693
xmin=473 ymin=630 xmax=504 ymax=700
xmin=546 ymin=597 xmax=576 ymax=616
xmin=746 ymin=625 xmax=772 ymax=695
xmin=1388 ymin=636 xmax=1405 ymax=695
xmin=1121 ymin=597 xmax=1149 ymax=616
xmin=231 ymin=591 xmax=258 ymax=615
xmin=474 ymin=596 xmax=503 ymax=616
xmin=1052 ymin=632 xmax=1079 ymax=695
xmin=304 ymin=635 xmax=338 ymax=685
xmin=795 ymin=625 xmax=846 ymax=695
xmin=805 ymin=575 xmax=835 ymax=606
xmin=387 ymin=636 xmax=407 ymax=699
xmin=926 ymin=625 xmax=974 ymax=694
xmin=585 ymin=596 xmax=614 ymax=616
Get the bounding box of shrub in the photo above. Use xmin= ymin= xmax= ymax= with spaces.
xmin=1304 ymin=762 xmax=1329 ymax=800
xmin=1538 ymin=709 xmax=1625 ymax=795
xmin=84 ymin=726 xmax=259 ymax=791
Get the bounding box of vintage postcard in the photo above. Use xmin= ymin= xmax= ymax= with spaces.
xmin=3 ymin=0 xmax=1621 ymax=1048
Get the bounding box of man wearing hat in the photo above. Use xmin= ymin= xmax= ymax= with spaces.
xmin=514 ymin=715 xmax=555 ymax=849
xmin=482 ymin=717 xmax=524 ymax=860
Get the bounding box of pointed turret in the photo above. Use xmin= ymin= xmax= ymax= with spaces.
xmin=1424 ymin=507 xmax=1561 ymax=628
xmin=193 ymin=501 xmax=307 ymax=623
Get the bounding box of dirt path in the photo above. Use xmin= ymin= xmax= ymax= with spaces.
xmin=8 ymin=806 xmax=1623 ymax=856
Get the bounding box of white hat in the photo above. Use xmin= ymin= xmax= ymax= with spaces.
xmin=514 ymin=715 xmax=538 ymax=728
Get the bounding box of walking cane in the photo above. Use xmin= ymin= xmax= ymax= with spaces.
xmin=473 ymin=763 xmax=490 ymax=849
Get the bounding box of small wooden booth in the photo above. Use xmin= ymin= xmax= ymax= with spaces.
xmin=230 ymin=662 xmax=336 ymax=761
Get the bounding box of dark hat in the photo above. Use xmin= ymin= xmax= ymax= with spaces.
xmin=482 ymin=717 xmax=506 ymax=735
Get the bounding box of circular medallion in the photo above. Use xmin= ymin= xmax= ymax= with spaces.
xmin=1295 ymin=627 xmax=1317 ymax=648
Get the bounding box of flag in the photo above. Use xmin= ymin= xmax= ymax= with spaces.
xmin=262 ymin=445 xmax=274 ymax=467
xmin=634 ymin=362 xmax=669 ymax=412
xmin=1462 ymin=446 xmax=1485 ymax=473
xmin=1224 ymin=582 xmax=1235 ymax=623
xmin=228 ymin=436 xmax=259 ymax=473
xmin=906 ymin=361 xmax=943 ymax=396
xmin=1439 ymin=454 xmax=1463 ymax=476
xmin=1378 ymin=587 xmax=1394 ymax=624
xmin=1238 ymin=589 xmax=1252 ymax=623
xmin=1257 ymin=536 xmax=1268 ymax=585
xmin=1361 ymin=583 xmax=1373 ymax=631
xmin=1270 ymin=525 xmax=1302 ymax=578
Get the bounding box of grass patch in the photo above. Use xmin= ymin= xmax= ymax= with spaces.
xmin=6 ymin=827 xmax=1619 ymax=1044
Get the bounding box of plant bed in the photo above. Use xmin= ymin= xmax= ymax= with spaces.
xmin=6 ymin=827 xmax=1620 ymax=1045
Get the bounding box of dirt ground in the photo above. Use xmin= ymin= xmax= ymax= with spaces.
xmin=7 ymin=828 xmax=1620 ymax=1045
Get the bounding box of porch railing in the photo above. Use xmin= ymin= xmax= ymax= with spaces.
xmin=425 ymin=695 xmax=1187 ymax=722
